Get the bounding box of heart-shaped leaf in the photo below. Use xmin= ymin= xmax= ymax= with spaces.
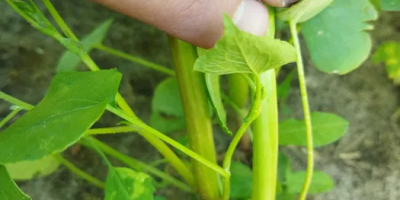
xmin=301 ymin=0 xmax=378 ymax=74
xmin=279 ymin=112 xmax=349 ymax=147
xmin=194 ymin=15 xmax=296 ymax=75
xmin=0 ymin=69 xmax=121 ymax=164
xmin=0 ymin=165 xmax=31 ymax=200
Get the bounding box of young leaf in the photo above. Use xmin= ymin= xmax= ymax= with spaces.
xmin=105 ymin=167 xmax=156 ymax=200
xmin=372 ymin=41 xmax=400 ymax=84
xmin=278 ymin=0 xmax=334 ymax=23
xmin=57 ymin=19 xmax=113 ymax=72
xmin=279 ymin=112 xmax=349 ymax=147
xmin=0 ymin=69 xmax=122 ymax=164
xmin=0 ymin=165 xmax=32 ymax=200
xmin=230 ymin=162 xmax=253 ymax=199
xmin=301 ymin=0 xmax=378 ymax=74
xmin=194 ymin=15 xmax=296 ymax=75
xmin=150 ymin=78 xmax=186 ymax=133
xmin=6 ymin=156 xmax=60 ymax=180
xmin=7 ymin=0 xmax=61 ymax=38
xmin=381 ymin=0 xmax=400 ymax=11
xmin=205 ymin=74 xmax=231 ymax=135
xmin=286 ymin=171 xmax=334 ymax=194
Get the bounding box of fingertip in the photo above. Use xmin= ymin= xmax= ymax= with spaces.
xmin=233 ymin=0 xmax=269 ymax=36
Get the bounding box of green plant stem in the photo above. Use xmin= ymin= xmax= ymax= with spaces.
xmin=41 ymin=0 xmax=79 ymax=41
xmin=290 ymin=21 xmax=314 ymax=200
xmin=250 ymin=7 xmax=279 ymax=200
xmin=85 ymin=126 xmax=135 ymax=135
xmin=0 ymin=92 xmax=34 ymax=110
xmin=168 ymin=38 xmax=220 ymax=200
xmin=228 ymin=74 xmax=249 ymax=108
xmin=83 ymin=137 xmax=192 ymax=192
xmin=93 ymin=44 xmax=175 ymax=76
xmin=222 ymin=77 xmax=263 ymax=200
xmin=251 ymin=70 xmax=278 ymax=200
xmin=106 ymin=105 xmax=228 ymax=177
xmin=53 ymin=154 xmax=105 ymax=189
xmin=0 ymin=107 xmax=22 ymax=129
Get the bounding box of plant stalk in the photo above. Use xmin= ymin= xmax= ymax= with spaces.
xmin=251 ymin=7 xmax=279 ymax=200
xmin=289 ymin=21 xmax=314 ymax=200
xmin=168 ymin=37 xmax=221 ymax=200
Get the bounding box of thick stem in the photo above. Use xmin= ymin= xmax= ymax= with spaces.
xmin=251 ymin=70 xmax=278 ymax=200
xmin=289 ymin=22 xmax=314 ymax=200
xmin=168 ymin=37 xmax=220 ymax=200
xmin=251 ymin=7 xmax=279 ymax=200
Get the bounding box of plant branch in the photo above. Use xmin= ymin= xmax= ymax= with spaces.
xmin=222 ymin=76 xmax=264 ymax=200
xmin=93 ymin=44 xmax=175 ymax=76
xmin=0 ymin=107 xmax=22 ymax=129
xmin=106 ymin=105 xmax=228 ymax=178
xmin=82 ymin=137 xmax=192 ymax=192
xmin=0 ymin=91 xmax=34 ymax=110
xmin=53 ymin=154 xmax=105 ymax=189
xmin=290 ymin=21 xmax=314 ymax=200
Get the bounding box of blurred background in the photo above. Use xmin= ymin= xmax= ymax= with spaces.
xmin=1 ymin=0 xmax=400 ymax=200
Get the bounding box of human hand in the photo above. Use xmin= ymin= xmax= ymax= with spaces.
xmin=90 ymin=0 xmax=299 ymax=48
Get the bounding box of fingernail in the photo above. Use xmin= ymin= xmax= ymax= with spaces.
xmin=233 ymin=0 xmax=269 ymax=37
xmin=283 ymin=0 xmax=300 ymax=7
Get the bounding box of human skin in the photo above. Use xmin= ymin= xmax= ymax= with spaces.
xmin=90 ymin=0 xmax=298 ymax=48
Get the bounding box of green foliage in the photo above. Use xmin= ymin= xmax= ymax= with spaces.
xmin=57 ymin=19 xmax=113 ymax=72
xmin=381 ymin=0 xmax=400 ymax=11
xmin=150 ymin=78 xmax=186 ymax=133
xmin=286 ymin=171 xmax=334 ymax=194
xmin=230 ymin=162 xmax=253 ymax=199
xmin=194 ymin=15 xmax=296 ymax=75
xmin=372 ymin=41 xmax=400 ymax=84
xmin=301 ymin=0 xmax=378 ymax=74
xmin=6 ymin=156 xmax=60 ymax=180
xmin=205 ymin=74 xmax=231 ymax=135
xmin=105 ymin=167 xmax=156 ymax=200
xmin=278 ymin=0 xmax=334 ymax=23
xmin=0 ymin=165 xmax=31 ymax=200
xmin=279 ymin=112 xmax=349 ymax=147
xmin=0 ymin=69 xmax=121 ymax=164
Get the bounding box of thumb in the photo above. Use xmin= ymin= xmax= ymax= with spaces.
xmin=90 ymin=0 xmax=269 ymax=48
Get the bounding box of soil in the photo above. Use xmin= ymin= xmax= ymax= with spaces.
xmin=1 ymin=1 xmax=400 ymax=200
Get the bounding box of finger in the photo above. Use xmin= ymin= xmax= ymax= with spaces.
xmin=233 ymin=0 xmax=269 ymax=37
xmin=90 ymin=0 xmax=242 ymax=48
xmin=262 ymin=0 xmax=300 ymax=7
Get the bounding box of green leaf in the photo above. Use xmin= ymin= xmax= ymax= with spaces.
xmin=286 ymin=171 xmax=334 ymax=194
xmin=277 ymin=153 xmax=291 ymax=183
xmin=230 ymin=162 xmax=253 ymax=199
xmin=279 ymin=112 xmax=349 ymax=147
xmin=0 ymin=165 xmax=32 ymax=200
xmin=8 ymin=0 xmax=61 ymax=38
xmin=56 ymin=19 xmax=113 ymax=72
xmin=5 ymin=156 xmax=60 ymax=181
xmin=154 ymin=196 xmax=167 ymax=200
xmin=149 ymin=112 xmax=186 ymax=134
xmin=194 ymin=15 xmax=296 ymax=75
xmin=278 ymin=0 xmax=334 ymax=23
xmin=205 ymin=74 xmax=231 ymax=135
xmin=150 ymin=78 xmax=186 ymax=133
xmin=0 ymin=69 xmax=122 ymax=164
xmin=382 ymin=0 xmax=400 ymax=11
xmin=301 ymin=0 xmax=378 ymax=74
xmin=105 ymin=167 xmax=155 ymax=200
xmin=276 ymin=191 xmax=296 ymax=200
xmin=372 ymin=41 xmax=400 ymax=84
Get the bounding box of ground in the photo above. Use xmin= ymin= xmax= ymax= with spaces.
xmin=1 ymin=1 xmax=400 ymax=200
